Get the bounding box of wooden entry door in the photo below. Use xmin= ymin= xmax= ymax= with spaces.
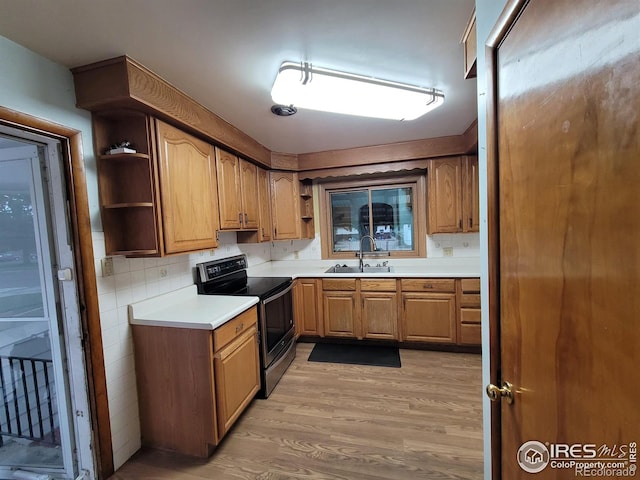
xmin=488 ymin=1 xmax=640 ymax=478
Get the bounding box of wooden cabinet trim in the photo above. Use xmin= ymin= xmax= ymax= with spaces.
xmin=72 ymin=55 xmax=271 ymax=166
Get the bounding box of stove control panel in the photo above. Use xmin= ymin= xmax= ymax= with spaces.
xmin=197 ymin=254 xmax=248 ymax=282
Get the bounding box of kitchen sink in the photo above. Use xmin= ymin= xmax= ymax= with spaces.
xmin=324 ymin=265 xmax=394 ymax=274
xmin=324 ymin=265 xmax=362 ymax=274
xmin=361 ymin=266 xmax=394 ymax=273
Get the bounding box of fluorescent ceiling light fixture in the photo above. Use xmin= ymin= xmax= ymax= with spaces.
xmin=271 ymin=61 xmax=444 ymax=121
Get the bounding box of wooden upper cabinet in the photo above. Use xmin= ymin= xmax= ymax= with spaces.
xmin=237 ymin=166 xmax=272 ymax=244
xmin=270 ymin=171 xmax=301 ymax=240
xmin=239 ymin=159 xmax=259 ymax=229
xmin=94 ymin=111 xmax=163 ymax=256
xmin=461 ymin=9 xmax=477 ymax=79
xmin=428 ymin=158 xmax=463 ymax=233
xmin=156 ymin=120 xmax=219 ymax=254
xmin=216 ymin=148 xmax=242 ymax=229
xmin=257 ymin=167 xmax=272 ymax=241
xmin=428 ymin=156 xmax=478 ymax=234
xmin=463 ymin=156 xmax=480 ymax=232
xmin=215 ymin=148 xmax=259 ymax=231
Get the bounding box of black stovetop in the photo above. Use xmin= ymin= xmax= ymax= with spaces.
xmin=195 ymin=255 xmax=291 ymax=300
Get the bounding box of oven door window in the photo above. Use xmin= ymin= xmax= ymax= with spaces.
xmin=262 ymin=285 xmax=293 ymax=359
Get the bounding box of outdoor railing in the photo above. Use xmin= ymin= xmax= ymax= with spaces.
xmin=0 ymin=355 xmax=58 ymax=445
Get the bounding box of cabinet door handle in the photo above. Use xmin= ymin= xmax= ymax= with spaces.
xmin=459 ymin=219 xmax=462 ymax=229
xmin=469 ymin=218 xmax=472 ymax=228
xmin=274 ymin=227 xmax=277 ymax=237
xmin=238 ymin=212 xmax=243 ymax=224
xmin=424 ymin=283 xmax=433 ymax=289
xmin=244 ymin=213 xmax=248 ymax=224
xmin=235 ymin=322 xmax=244 ymax=334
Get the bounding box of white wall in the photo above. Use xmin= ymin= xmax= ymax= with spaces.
xmin=0 ymin=35 xmax=100 ymax=477
xmin=474 ymin=1 xmax=508 ymax=478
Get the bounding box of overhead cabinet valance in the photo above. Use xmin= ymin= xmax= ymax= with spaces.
xmin=72 ymin=55 xmax=271 ymax=166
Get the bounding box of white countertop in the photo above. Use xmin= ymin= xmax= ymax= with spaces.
xmin=247 ymin=257 xmax=480 ymax=278
xmin=128 ymin=285 xmax=259 ymax=330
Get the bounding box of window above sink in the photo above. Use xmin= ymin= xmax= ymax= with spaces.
xmin=318 ymin=175 xmax=427 ymax=260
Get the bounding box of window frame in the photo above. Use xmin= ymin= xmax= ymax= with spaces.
xmin=318 ymin=174 xmax=427 ymax=259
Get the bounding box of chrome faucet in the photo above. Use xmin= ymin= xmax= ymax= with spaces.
xmin=359 ymin=234 xmax=377 ymax=271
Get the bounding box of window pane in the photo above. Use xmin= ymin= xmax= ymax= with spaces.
xmin=371 ymin=187 xmax=413 ymax=251
xmin=330 ymin=190 xmax=368 ymax=252
xmin=0 ymin=159 xmax=43 ymax=317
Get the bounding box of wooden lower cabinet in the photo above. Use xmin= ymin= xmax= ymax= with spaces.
xmin=458 ymin=278 xmax=481 ymax=345
xmin=132 ymin=306 xmax=259 ymax=457
xmin=323 ymin=290 xmax=359 ymax=338
xmin=361 ymin=292 xmax=398 ymax=340
xmin=293 ymin=278 xmax=323 ymax=337
xmin=304 ymin=277 xmax=479 ymax=348
xmin=361 ymin=279 xmax=398 ymax=341
xmin=321 ymin=278 xmax=398 ymax=340
xmin=214 ymin=325 xmax=260 ymax=438
xmin=402 ymin=292 xmax=457 ymax=343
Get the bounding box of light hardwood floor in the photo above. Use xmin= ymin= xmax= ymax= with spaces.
xmin=110 ymin=343 xmax=483 ymax=480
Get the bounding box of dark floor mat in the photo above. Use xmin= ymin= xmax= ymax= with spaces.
xmin=307 ymin=343 xmax=401 ymax=368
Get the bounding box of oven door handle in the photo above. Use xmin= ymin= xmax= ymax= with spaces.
xmin=262 ymin=282 xmax=293 ymax=305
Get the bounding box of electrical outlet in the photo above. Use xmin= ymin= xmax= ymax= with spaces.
xmin=293 ymin=251 xmax=299 ymax=259
xmin=101 ymin=257 xmax=114 ymax=277
xmin=159 ymin=268 xmax=168 ymax=278
xmin=443 ymin=247 xmax=454 ymax=257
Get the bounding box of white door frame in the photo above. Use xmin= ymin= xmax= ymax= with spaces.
xmin=0 ymin=126 xmax=95 ymax=480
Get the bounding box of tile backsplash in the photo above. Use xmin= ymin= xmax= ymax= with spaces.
xmin=426 ymin=233 xmax=480 ymax=257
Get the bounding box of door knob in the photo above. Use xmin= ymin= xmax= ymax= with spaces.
xmin=486 ymin=381 xmax=514 ymax=404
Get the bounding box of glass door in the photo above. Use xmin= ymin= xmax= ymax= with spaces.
xmin=0 ymin=141 xmax=76 ymax=478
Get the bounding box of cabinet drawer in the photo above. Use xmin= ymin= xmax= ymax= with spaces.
xmin=461 ymin=278 xmax=480 ymax=293
xmin=214 ymin=306 xmax=258 ymax=351
xmin=460 ymin=323 xmax=481 ymax=345
xmin=323 ymin=278 xmax=357 ymax=291
xmin=460 ymin=294 xmax=481 ymax=308
xmin=401 ymin=278 xmax=455 ymax=293
xmin=360 ymin=279 xmax=396 ymax=292
xmin=460 ymin=308 xmax=481 ymax=324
